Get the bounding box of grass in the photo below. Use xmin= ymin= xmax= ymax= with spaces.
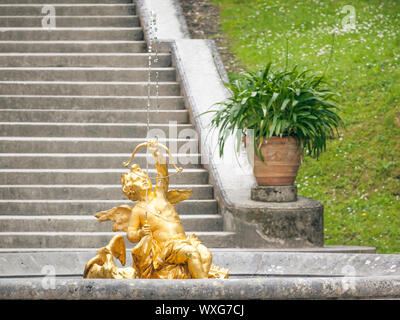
xmin=210 ymin=0 xmax=400 ymax=253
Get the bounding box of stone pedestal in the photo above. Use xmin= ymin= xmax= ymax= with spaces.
xmin=251 ymin=185 xmax=297 ymax=202
xmin=222 ymin=195 xmax=325 ymax=248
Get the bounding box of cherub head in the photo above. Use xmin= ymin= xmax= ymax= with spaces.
xmin=121 ymin=164 xmax=152 ymax=202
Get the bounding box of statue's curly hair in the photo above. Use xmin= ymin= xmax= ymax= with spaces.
xmin=121 ymin=164 xmax=152 ymax=201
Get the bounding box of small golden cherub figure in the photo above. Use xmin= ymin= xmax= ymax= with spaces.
xmin=83 ymin=140 xmax=228 ymax=279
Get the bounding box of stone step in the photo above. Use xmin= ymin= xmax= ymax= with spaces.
xmin=1 ymin=110 xmax=187 ymax=123
xmin=0 ymin=168 xmax=209 ymax=185
xmin=0 ymin=199 xmax=218 ymax=215
xmin=0 ymin=95 xmax=184 ymax=109
xmin=0 ymin=4 xmax=136 ymax=16
xmin=0 ymin=28 xmax=143 ymax=41
xmin=0 ymin=123 xmax=197 ymax=138
xmin=0 ymin=1 xmax=232 ymax=251
xmin=0 ymin=0 xmax=133 ymax=3
xmin=0 ymin=41 xmax=169 ymax=53
xmin=0 ymin=153 xmax=202 ymax=169
xmin=0 ymin=81 xmax=180 ymax=96
xmin=0 ymin=16 xmax=140 ymax=27
xmin=0 ymin=67 xmax=176 ymax=81
xmin=0 ymin=137 xmax=198 ymax=153
xmin=0 ymin=215 xmax=223 ymax=232
xmin=0 ymin=53 xmax=171 ymax=67
xmin=0 ymin=231 xmax=236 ymax=248
xmin=0 ymin=109 xmax=187 ymax=123
xmin=0 ymin=184 xmax=214 ymax=200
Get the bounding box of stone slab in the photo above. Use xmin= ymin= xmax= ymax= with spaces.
xmin=1 ymin=277 xmax=400 ymax=300
xmin=0 ymin=0 xmax=132 ymax=3
xmin=0 ymin=199 xmax=218 ymax=215
xmin=136 ymin=0 xmax=189 ymax=41
xmin=0 ymin=214 xmax=222 ymax=232
xmin=0 ymin=53 xmax=171 ymax=68
xmin=0 ymin=249 xmax=399 ymax=299
xmin=0 ymin=248 xmax=384 ymax=277
xmin=0 ymin=16 xmax=140 ymax=28
xmin=0 ymin=231 xmax=236 ymax=249
xmin=0 ymin=4 xmax=136 ymax=16
xmin=0 ymin=95 xmax=184 ymax=109
xmin=0 ymin=28 xmax=144 ymax=41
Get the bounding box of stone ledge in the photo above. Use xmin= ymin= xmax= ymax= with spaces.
xmin=0 ymin=276 xmax=399 ymax=300
xmin=4 ymin=249 xmax=399 ymax=299
xmin=0 ymin=245 xmax=376 ymax=254
xmin=136 ymin=0 xmax=189 ymax=42
xmin=1 ymin=249 xmax=391 ymax=278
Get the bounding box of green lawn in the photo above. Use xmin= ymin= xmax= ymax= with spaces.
xmin=211 ymin=0 xmax=400 ymax=253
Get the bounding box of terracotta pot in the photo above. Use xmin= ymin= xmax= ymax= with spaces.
xmin=252 ymin=136 xmax=303 ymax=186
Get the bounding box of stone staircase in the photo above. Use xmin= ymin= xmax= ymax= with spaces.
xmin=0 ymin=0 xmax=236 ymax=249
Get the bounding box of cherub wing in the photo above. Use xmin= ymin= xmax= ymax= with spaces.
xmin=83 ymin=255 xmax=103 ymax=278
xmin=167 ymin=189 xmax=193 ymax=204
xmin=94 ymin=205 xmax=133 ymax=232
xmin=83 ymin=235 xmax=126 ymax=278
xmin=106 ymin=234 xmax=126 ymax=266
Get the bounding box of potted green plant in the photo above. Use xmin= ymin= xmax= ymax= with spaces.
xmin=205 ymin=62 xmax=344 ymax=186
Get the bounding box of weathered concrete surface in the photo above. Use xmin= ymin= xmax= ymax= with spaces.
xmin=0 ymin=53 xmax=172 ymax=68
xmin=0 ymin=250 xmax=399 ymax=299
xmin=1 ymin=277 xmax=400 ymax=300
xmin=136 ymin=0 xmax=189 ymax=41
xmin=251 ymin=185 xmax=297 ymax=202
xmin=0 ymin=231 xmax=236 ymax=249
xmin=221 ymin=196 xmax=324 ymax=248
xmin=0 ymin=4 xmax=137 ymax=16
xmin=0 ymin=249 xmax=389 ymax=277
xmin=0 ymin=95 xmax=184 ymax=109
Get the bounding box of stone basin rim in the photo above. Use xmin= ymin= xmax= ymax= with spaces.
xmin=0 ymin=277 xmax=400 ymax=300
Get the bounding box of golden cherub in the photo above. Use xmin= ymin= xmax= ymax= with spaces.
xmin=83 ymin=140 xmax=229 ymax=279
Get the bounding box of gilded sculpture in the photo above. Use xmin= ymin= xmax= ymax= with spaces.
xmin=83 ymin=140 xmax=229 ymax=279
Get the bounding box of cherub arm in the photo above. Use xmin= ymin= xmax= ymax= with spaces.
xmin=148 ymin=142 xmax=183 ymax=198
xmin=152 ymin=148 xmax=169 ymax=197
xmin=126 ymin=206 xmax=151 ymax=243
xmin=126 ymin=207 xmax=141 ymax=243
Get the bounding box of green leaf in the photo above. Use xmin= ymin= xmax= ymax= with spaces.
xmin=200 ymin=62 xmax=343 ymax=159
xmin=266 ymin=92 xmax=279 ymax=109
xmin=281 ymin=98 xmax=290 ymax=111
xmin=269 ymin=115 xmax=278 ymax=137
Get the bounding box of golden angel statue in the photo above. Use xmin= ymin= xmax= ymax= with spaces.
xmin=83 ymin=140 xmax=229 ymax=279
